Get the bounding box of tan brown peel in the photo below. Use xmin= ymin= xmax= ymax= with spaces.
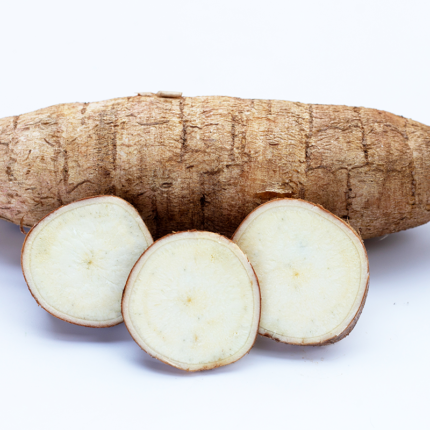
xmin=1 ymin=94 xmax=429 ymax=239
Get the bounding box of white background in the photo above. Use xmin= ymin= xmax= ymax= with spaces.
xmin=1 ymin=1 xmax=429 ymax=429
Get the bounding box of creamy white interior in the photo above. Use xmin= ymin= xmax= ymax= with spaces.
xmin=123 ymin=232 xmax=260 ymax=371
xmin=22 ymin=197 xmax=152 ymax=326
xmin=233 ymin=201 xmax=368 ymax=344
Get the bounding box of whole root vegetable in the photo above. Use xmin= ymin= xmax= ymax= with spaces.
xmin=1 ymin=93 xmax=429 ymax=239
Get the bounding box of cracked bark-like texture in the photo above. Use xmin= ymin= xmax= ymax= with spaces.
xmin=1 ymin=95 xmax=429 ymax=239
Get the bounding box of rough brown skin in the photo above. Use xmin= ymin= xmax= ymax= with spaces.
xmin=1 ymin=94 xmax=429 ymax=239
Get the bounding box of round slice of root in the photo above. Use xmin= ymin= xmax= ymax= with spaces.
xmin=21 ymin=196 xmax=153 ymax=327
xmin=232 ymin=199 xmax=369 ymax=345
xmin=122 ymin=231 xmax=260 ymax=372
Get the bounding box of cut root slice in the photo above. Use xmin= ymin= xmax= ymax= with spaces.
xmin=122 ymin=231 xmax=261 ymax=371
xmin=233 ymin=198 xmax=369 ymax=345
xmin=21 ymin=196 xmax=153 ymax=327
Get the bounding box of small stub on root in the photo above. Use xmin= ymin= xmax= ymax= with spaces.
xmin=20 ymin=216 xmax=26 ymax=235
xmin=156 ymin=91 xmax=183 ymax=98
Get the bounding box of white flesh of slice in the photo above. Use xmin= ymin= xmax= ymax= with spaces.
xmin=232 ymin=199 xmax=369 ymax=345
xmin=122 ymin=231 xmax=261 ymax=371
xmin=22 ymin=196 xmax=153 ymax=327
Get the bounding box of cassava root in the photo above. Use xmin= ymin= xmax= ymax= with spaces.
xmin=1 ymin=93 xmax=430 ymax=239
